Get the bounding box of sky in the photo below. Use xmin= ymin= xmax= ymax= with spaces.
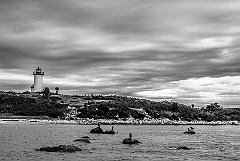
xmin=0 ymin=0 xmax=240 ymax=108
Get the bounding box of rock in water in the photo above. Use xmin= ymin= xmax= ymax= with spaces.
xmin=74 ymin=138 xmax=90 ymax=143
xmin=90 ymin=127 xmax=103 ymax=134
xmin=183 ymin=131 xmax=195 ymax=134
xmin=35 ymin=145 xmax=82 ymax=153
xmin=176 ymin=146 xmax=190 ymax=150
xmin=122 ymin=138 xmax=141 ymax=144
xmin=103 ymin=130 xmax=115 ymax=134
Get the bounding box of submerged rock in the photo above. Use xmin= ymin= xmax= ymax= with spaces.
xmin=74 ymin=138 xmax=90 ymax=143
xmin=122 ymin=138 xmax=141 ymax=144
xmin=183 ymin=131 xmax=195 ymax=134
xmin=35 ymin=145 xmax=82 ymax=153
xmin=176 ymin=146 xmax=190 ymax=150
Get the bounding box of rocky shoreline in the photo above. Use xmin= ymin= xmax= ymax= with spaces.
xmin=0 ymin=117 xmax=239 ymax=125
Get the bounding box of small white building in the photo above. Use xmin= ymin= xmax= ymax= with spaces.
xmin=31 ymin=67 xmax=44 ymax=92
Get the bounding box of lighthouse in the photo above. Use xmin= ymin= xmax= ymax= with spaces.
xmin=31 ymin=67 xmax=44 ymax=92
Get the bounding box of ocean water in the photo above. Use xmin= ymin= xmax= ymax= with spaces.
xmin=0 ymin=124 xmax=240 ymax=161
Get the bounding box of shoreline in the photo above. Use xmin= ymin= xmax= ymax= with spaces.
xmin=0 ymin=118 xmax=239 ymax=125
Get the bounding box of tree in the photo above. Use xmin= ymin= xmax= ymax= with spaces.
xmin=206 ymin=102 xmax=222 ymax=112
xmin=43 ymin=87 xmax=50 ymax=99
xmin=172 ymin=102 xmax=179 ymax=112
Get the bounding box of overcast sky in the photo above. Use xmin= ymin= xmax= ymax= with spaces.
xmin=1 ymin=0 xmax=240 ymax=108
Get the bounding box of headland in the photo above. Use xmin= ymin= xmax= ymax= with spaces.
xmin=1 ymin=91 xmax=240 ymax=125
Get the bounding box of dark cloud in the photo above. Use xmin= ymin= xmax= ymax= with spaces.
xmin=1 ymin=0 xmax=240 ymax=107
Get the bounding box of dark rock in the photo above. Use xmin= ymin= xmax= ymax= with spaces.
xmin=103 ymin=126 xmax=115 ymax=134
xmin=122 ymin=138 xmax=141 ymax=144
xmin=90 ymin=127 xmax=103 ymax=134
xmin=103 ymin=130 xmax=115 ymax=134
xmin=177 ymin=146 xmax=190 ymax=150
xmin=81 ymin=136 xmax=90 ymax=139
xmin=183 ymin=131 xmax=196 ymax=134
xmin=74 ymin=138 xmax=90 ymax=143
xmin=35 ymin=145 xmax=82 ymax=153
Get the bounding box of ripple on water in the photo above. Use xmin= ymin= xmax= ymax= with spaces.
xmin=1 ymin=124 xmax=240 ymax=161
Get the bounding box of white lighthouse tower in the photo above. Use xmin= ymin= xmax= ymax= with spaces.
xmin=31 ymin=67 xmax=44 ymax=92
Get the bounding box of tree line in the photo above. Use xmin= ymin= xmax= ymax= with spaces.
xmin=76 ymin=95 xmax=240 ymax=121
xmin=1 ymin=93 xmax=240 ymax=121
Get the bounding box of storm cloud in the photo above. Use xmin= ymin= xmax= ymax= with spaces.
xmin=1 ymin=0 xmax=240 ymax=108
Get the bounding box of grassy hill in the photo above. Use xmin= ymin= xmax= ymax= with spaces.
xmin=1 ymin=92 xmax=240 ymax=121
xmin=0 ymin=93 xmax=67 ymax=118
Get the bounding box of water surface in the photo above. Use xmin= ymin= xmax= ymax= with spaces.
xmin=0 ymin=124 xmax=239 ymax=161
